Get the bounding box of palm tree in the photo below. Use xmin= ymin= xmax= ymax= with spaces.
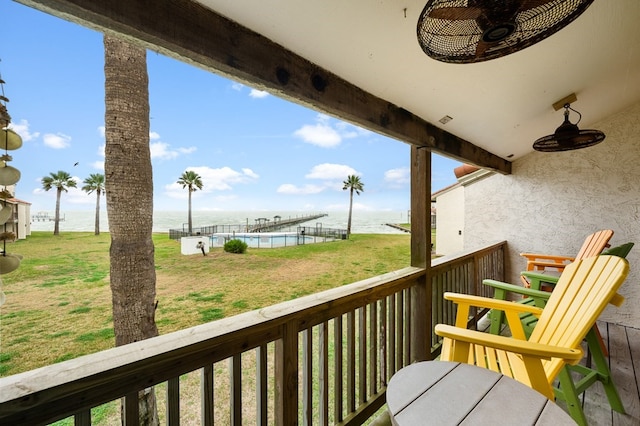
xmin=41 ymin=170 xmax=77 ymax=236
xmin=342 ymin=175 xmax=364 ymax=238
xmin=104 ymin=34 xmax=159 ymax=424
xmin=82 ymin=173 xmax=105 ymax=236
xmin=177 ymin=170 xmax=203 ymax=235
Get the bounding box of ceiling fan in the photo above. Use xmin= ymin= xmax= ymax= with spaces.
xmin=532 ymin=94 xmax=605 ymax=152
xmin=417 ymin=0 xmax=596 ymax=63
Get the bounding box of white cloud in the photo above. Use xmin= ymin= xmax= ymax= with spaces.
xmin=277 ymin=163 xmax=359 ymax=196
xmin=294 ymin=123 xmax=341 ymax=148
xmin=384 ymin=167 xmax=409 ymax=185
xmin=249 ymin=89 xmax=269 ymax=99
xmin=43 ymin=133 xmax=71 ymax=149
xmin=230 ymin=82 xmax=268 ymax=99
xmin=335 ymin=120 xmax=370 ymax=139
xmin=178 ymin=146 xmax=197 ymax=154
xmin=150 ymin=141 xmax=195 ymax=160
xmin=98 ymin=129 xmax=193 ymax=161
xmin=242 ymin=168 xmax=259 ymax=179
xmin=35 ymin=176 xmax=93 ymax=206
xmin=293 ymin=114 xmax=366 ymax=148
xmin=276 ymin=183 xmax=326 ymax=195
xmin=305 ymin=163 xmax=358 ymax=181
xmin=165 ymin=165 xmax=259 ymax=199
xmin=92 ymin=160 xmax=104 ymax=170
xmin=66 ymin=185 xmax=94 ymax=205
xmin=8 ymin=119 xmax=40 ymax=141
xmin=150 ymin=142 xmax=178 ymax=160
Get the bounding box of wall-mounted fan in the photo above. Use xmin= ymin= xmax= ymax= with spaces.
xmin=417 ymin=0 xmax=596 ymax=63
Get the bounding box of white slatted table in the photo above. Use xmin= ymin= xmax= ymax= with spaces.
xmin=387 ymin=361 xmax=575 ymax=425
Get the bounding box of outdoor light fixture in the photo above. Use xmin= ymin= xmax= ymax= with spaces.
xmin=533 ymin=103 xmax=605 ymax=152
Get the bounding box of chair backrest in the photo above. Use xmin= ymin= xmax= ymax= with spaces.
xmin=530 ymin=255 xmax=628 ymax=375
xmin=574 ymin=229 xmax=614 ymax=260
xmin=602 ymin=242 xmax=634 ymax=258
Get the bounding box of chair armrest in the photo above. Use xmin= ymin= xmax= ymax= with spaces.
xmin=434 ymin=324 xmax=584 ymax=362
xmin=610 ymin=293 xmax=625 ymax=307
xmin=520 ymin=271 xmax=560 ymax=283
xmin=484 ymin=279 xmax=553 ymax=300
xmin=520 ymin=252 xmax=575 ymax=263
xmin=445 ymin=292 xmax=544 ymax=339
xmin=443 ymin=292 xmax=544 ymax=315
xmin=519 ymin=270 xmax=561 ymax=291
xmin=521 ymin=253 xmax=574 ymax=273
xmin=525 ymin=260 xmax=569 ymax=271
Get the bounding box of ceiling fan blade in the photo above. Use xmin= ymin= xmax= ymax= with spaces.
xmin=428 ymin=7 xmax=483 ymax=20
xmin=519 ymin=0 xmax=558 ymax=12
xmin=475 ymin=40 xmax=491 ymax=58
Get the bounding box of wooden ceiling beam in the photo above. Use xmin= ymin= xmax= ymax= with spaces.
xmin=17 ymin=0 xmax=511 ymax=174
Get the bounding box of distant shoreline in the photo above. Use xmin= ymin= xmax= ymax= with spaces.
xmin=30 ymin=210 xmax=410 ymax=235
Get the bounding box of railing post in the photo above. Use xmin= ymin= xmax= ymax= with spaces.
xmin=275 ymin=323 xmax=299 ymax=426
xmin=201 ymin=365 xmax=214 ymax=426
xmin=410 ymin=145 xmax=431 ymax=362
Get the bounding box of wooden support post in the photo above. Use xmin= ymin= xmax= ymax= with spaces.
xmin=410 ymin=146 xmax=432 ymax=362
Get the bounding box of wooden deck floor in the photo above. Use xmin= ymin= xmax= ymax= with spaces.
xmin=572 ymin=322 xmax=640 ymax=425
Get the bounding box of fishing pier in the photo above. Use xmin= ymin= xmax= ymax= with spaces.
xmin=249 ymin=213 xmax=327 ymax=232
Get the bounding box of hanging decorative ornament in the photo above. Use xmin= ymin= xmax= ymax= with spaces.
xmin=0 ymin=104 xmax=9 ymax=128
xmin=0 ymin=204 xmax=12 ymax=225
xmin=0 ymin=253 xmax=21 ymax=274
xmin=0 ymin=128 xmax=22 ymax=151
xmin=0 ymin=164 xmax=21 ymax=186
xmin=0 ymin=67 xmax=23 ymax=291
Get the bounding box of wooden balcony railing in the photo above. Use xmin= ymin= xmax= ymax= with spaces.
xmin=0 ymin=241 xmax=506 ymax=425
xmin=430 ymin=241 xmax=506 ymax=354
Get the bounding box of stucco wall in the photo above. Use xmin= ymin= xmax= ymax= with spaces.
xmin=463 ymin=101 xmax=640 ymax=327
xmin=435 ymin=186 xmax=465 ymax=256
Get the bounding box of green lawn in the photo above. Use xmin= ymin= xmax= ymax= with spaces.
xmin=0 ymin=231 xmax=411 ymax=376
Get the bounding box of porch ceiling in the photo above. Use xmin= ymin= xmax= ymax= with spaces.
xmin=195 ymin=0 xmax=640 ymax=162
xmin=17 ymin=0 xmax=640 ymax=171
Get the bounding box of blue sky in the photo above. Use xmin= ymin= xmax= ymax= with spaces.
xmin=1 ymin=1 xmax=461 ymax=213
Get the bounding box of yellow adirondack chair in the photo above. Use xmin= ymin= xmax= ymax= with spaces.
xmin=482 ymin=242 xmax=633 ymax=425
xmin=489 ymin=229 xmax=614 ymax=338
xmin=435 ymin=255 xmax=628 ymax=423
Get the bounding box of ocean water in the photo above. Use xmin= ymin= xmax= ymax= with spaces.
xmin=30 ymin=210 xmax=411 ymax=234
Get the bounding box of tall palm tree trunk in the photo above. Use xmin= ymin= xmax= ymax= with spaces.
xmin=104 ymin=34 xmax=159 ymax=425
xmin=188 ymin=188 xmax=193 ymax=235
xmin=54 ymin=188 xmax=62 ymax=236
xmin=347 ymin=188 xmax=354 ymax=237
xmin=94 ymin=190 xmax=101 ymax=235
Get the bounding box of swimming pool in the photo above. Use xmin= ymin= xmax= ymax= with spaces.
xmin=209 ymin=232 xmax=321 ymax=248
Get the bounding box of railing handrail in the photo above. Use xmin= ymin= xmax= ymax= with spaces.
xmin=431 ymin=240 xmax=507 ymax=269
xmin=0 ymin=266 xmax=424 ymax=421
